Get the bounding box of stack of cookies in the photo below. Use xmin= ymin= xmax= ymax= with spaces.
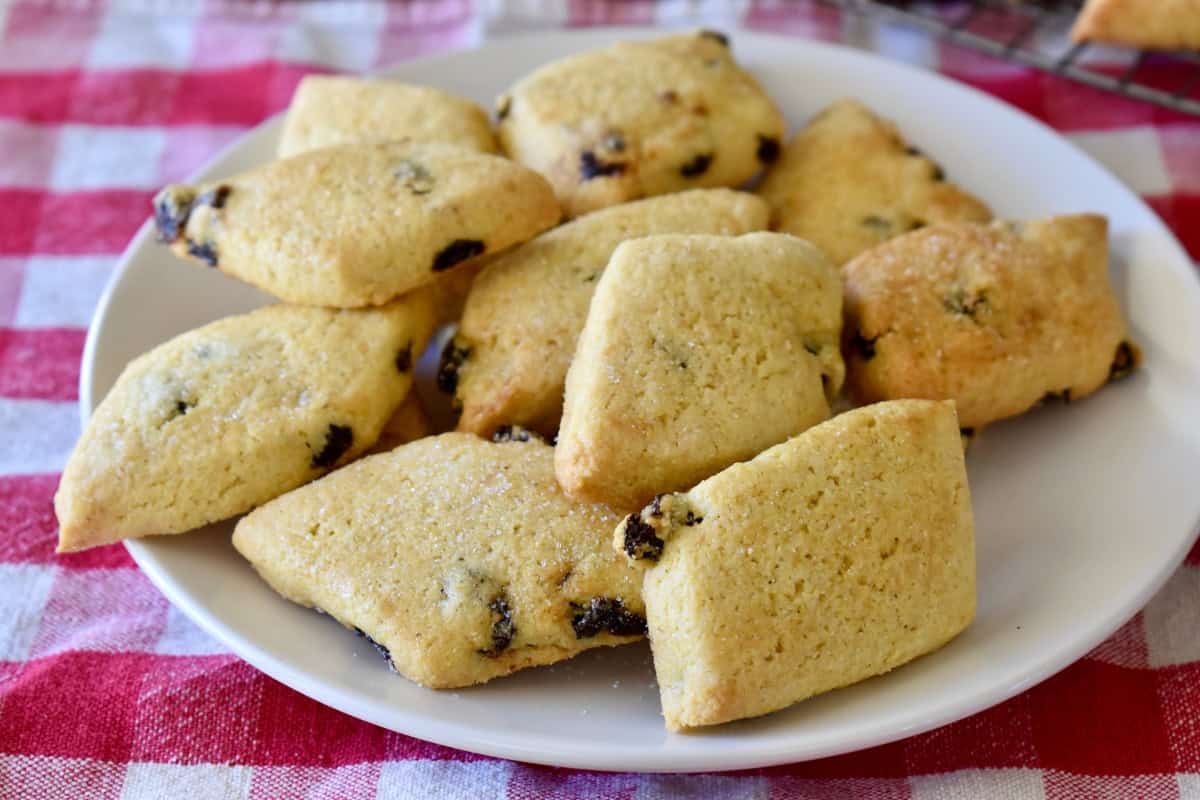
xmin=54 ymin=31 xmax=1139 ymax=731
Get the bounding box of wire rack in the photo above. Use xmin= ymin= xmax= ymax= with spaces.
xmin=821 ymin=0 xmax=1200 ymax=117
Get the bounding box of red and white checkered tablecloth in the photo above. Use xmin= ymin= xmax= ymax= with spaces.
xmin=1 ymin=0 xmax=1198 ymax=797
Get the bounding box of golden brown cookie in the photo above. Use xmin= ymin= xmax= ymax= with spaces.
xmin=1072 ymin=0 xmax=1200 ymax=51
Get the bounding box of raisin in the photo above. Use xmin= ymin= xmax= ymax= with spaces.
xmin=185 ymin=240 xmax=219 ymax=267
xmin=580 ymin=151 xmax=626 ymax=180
xmin=756 ymin=134 xmax=781 ymax=165
xmin=354 ymin=627 xmax=395 ymax=671
xmin=852 ymin=331 xmax=877 ymax=361
xmin=394 ymin=341 xmax=413 ymax=373
xmin=1109 ymin=340 xmax=1138 ymax=381
xmin=433 ymin=239 xmax=485 ymax=272
xmin=395 ymin=160 xmax=434 ymax=195
xmin=621 ymin=513 xmax=664 ymax=562
xmin=604 ymin=133 xmax=626 ymax=153
xmin=944 ymin=288 xmax=988 ymax=320
xmin=862 ymin=215 xmax=893 ymax=233
xmin=659 ymin=89 xmax=679 ymax=104
xmin=680 ymin=153 xmax=713 ymax=178
xmin=906 ymin=145 xmax=923 ymax=157
xmin=699 ymin=29 xmax=730 ymax=47
xmin=437 ymin=339 xmax=470 ymax=394
xmin=930 ymin=163 xmax=946 ymax=181
xmin=492 ymin=425 xmax=540 ymax=443
xmin=496 ymin=95 xmax=512 ymax=121
xmin=1041 ymin=389 xmax=1072 ymax=405
xmin=481 ymin=594 xmax=515 ymax=657
xmin=152 ymin=186 xmax=196 ymax=243
xmin=804 ymin=342 xmax=822 ymax=356
xmin=571 ymin=598 xmax=647 ymax=639
xmin=684 ymin=510 xmax=703 ymax=526
xmin=195 ymin=185 xmax=231 ymax=209
xmin=312 ymin=424 xmax=353 ymax=468
xmin=960 ymin=427 xmax=976 ymax=439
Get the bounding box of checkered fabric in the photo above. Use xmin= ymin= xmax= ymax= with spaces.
xmin=0 ymin=0 xmax=1198 ymax=797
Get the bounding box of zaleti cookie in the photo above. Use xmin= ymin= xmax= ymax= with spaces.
xmin=615 ymin=400 xmax=975 ymax=730
xmin=367 ymin=392 xmax=432 ymax=454
xmin=277 ymin=76 xmax=497 ymax=158
xmin=1072 ymin=0 xmax=1200 ymax=51
xmin=556 ymin=232 xmax=843 ymax=510
xmin=497 ymin=31 xmax=785 ymax=218
xmin=842 ymin=214 xmax=1138 ymax=429
xmin=757 ymin=99 xmax=991 ymax=266
xmin=450 ymin=189 xmax=770 ymax=437
xmin=152 ymin=142 xmax=561 ymax=307
xmin=232 ymin=433 xmax=645 ymax=688
xmin=54 ymin=292 xmax=436 ymax=553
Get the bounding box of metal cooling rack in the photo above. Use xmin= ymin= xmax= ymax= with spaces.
xmin=821 ymin=0 xmax=1200 ymax=117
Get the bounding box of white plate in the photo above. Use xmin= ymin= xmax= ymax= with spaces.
xmin=82 ymin=29 xmax=1200 ymax=772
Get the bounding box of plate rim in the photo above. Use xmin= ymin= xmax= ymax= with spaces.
xmin=79 ymin=26 xmax=1200 ymax=772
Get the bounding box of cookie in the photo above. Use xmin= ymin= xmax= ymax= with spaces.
xmin=757 ymin=99 xmax=991 ymax=266
xmin=232 ymin=433 xmax=645 ymax=688
xmin=278 ymin=75 xmax=498 ymax=158
xmin=54 ymin=292 xmax=437 ymax=553
xmin=497 ymin=30 xmax=785 ymax=218
xmin=450 ymin=189 xmax=770 ymax=437
xmin=367 ymin=392 xmax=432 ymax=454
xmin=153 ymin=141 xmax=561 ymax=307
xmin=1072 ymin=0 xmax=1200 ymax=51
xmin=842 ymin=214 xmax=1139 ymax=429
xmin=556 ymin=232 xmax=843 ymax=511
xmin=614 ymin=399 xmax=975 ymax=730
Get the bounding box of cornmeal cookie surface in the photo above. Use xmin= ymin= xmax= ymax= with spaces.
xmin=153 ymin=142 xmax=560 ymax=307
xmin=842 ymin=214 xmax=1138 ymax=429
xmin=449 ymin=189 xmax=769 ymax=437
xmin=615 ymin=400 xmax=975 ymax=730
xmin=1072 ymin=0 xmax=1200 ymax=51
xmin=232 ymin=433 xmax=646 ymax=689
xmin=54 ymin=293 xmax=436 ymax=553
xmin=556 ymin=232 xmax=843 ymax=511
xmin=757 ymin=99 xmax=991 ymax=265
xmin=277 ymin=76 xmax=498 ymax=158
xmin=497 ymin=31 xmax=784 ymax=218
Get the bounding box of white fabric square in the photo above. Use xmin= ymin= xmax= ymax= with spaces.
xmin=119 ymin=762 xmax=252 ymax=800
xmin=1177 ymin=774 xmax=1200 ymax=798
xmin=277 ymin=18 xmax=382 ymax=71
xmin=88 ymin=11 xmax=196 ymax=69
xmin=636 ymin=774 xmax=769 ymax=799
xmin=376 ymin=760 xmax=513 ymax=800
xmin=31 ymin=567 xmax=169 ymax=658
xmin=50 ymin=126 xmax=167 ymax=191
xmin=154 ymin=603 xmax=228 ymax=657
xmin=14 ymin=255 xmax=114 ymax=328
xmin=0 ymin=398 xmax=79 ymax=475
xmin=1067 ymin=128 xmax=1173 ymax=197
xmin=1145 ymin=564 xmax=1200 ymax=668
xmin=910 ymin=768 xmax=1046 ymax=800
xmin=0 ymin=754 xmax=126 ymax=800
xmin=0 ymin=563 xmax=58 ymax=661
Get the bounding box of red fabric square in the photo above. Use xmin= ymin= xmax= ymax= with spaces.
xmin=1030 ymin=659 xmax=1173 ymax=774
xmin=903 ymin=692 xmax=1038 ymax=773
xmin=0 ymin=651 xmax=150 ymax=760
xmin=130 ymin=657 xmax=260 ymax=764
xmin=1145 ymin=194 xmax=1200 ymax=262
xmin=567 ymin=0 xmax=655 ymax=26
xmin=759 ymin=740 xmax=909 ymax=780
xmin=768 ymin=777 xmax=911 ymax=800
xmin=168 ymin=64 xmax=275 ymax=126
xmin=382 ymin=730 xmax=492 ymax=762
xmin=0 ymin=72 xmax=79 ymax=123
xmin=68 ymin=69 xmax=182 ymax=126
xmin=250 ymin=674 xmax=386 ymax=766
xmin=0 ymin=190 xmax=45 ymax=255
xmin=1186 ymin=536 xmax=1200 ymax=567
xmin=33 ymin=189 xmax=151 ymax=255
xmin=0 ymin=473 xmax=60 ymax=565
xmin=0 ymin=327 xmax=85 ymax=401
